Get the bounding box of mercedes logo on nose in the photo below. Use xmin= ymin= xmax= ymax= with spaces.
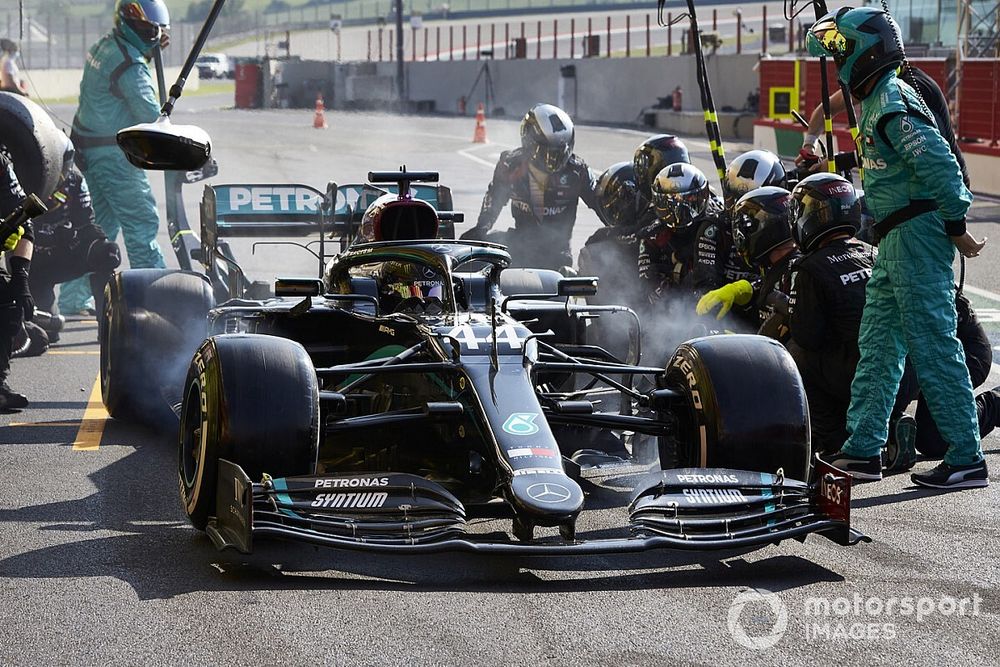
xmin=526 ymin=482 xmax=572 ymax=504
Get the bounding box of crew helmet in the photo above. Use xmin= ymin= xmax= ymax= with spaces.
xmin=724 ymin=149 xmax=786 ymax=208
xmin=633 ymin=134 xmax=690 ymax=200
xmin=650 ymin=162 xmax=710 ymax=231
xmin=790 ymin=173 xmax=861 ymax=253
xmin=594 ymin=161 xmax=639 ymax=229
xmin=115 ymin=0 xmax=170 ymax=53
xmin=807 ymin=7 xmax=904 ymax=97
xmin=731 ymin=186 xmax=794 ymax=265
xmin=520 ymin=103 xmax=575 ymax=173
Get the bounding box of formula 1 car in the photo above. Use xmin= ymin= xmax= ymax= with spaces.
xmin=102 ymin=34 xmax=867 ymax=552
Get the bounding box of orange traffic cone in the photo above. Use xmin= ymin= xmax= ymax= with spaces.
xmin=313 ymin=92 xmax=328 ymax=129
xmin=472 ymin=103 xmax=487 ymax=143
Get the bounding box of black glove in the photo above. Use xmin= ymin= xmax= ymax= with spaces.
xmin=460 ymin=226 xmax=488 ymax=242
xmin=8 ymin=256 xmax=34 ymax=322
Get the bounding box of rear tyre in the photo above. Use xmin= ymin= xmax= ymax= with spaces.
xmin=179 ymin=334 xmax=320 ymax=530
xmin=659 ymin=334 xmax=810 ymax=481
xmin=100 ymin=269 xmax=215 ymax=423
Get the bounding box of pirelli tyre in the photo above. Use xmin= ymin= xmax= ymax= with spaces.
xmin=179 ymin=334 xmax=320 ymax=530
xmin=658 ymin=334 xmax=810 ymax=481
xmin=101 ymin=269 xmax=215 ymax=423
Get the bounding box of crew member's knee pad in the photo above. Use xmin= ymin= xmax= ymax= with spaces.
xmin=86 ymin=238 xmax=122 ymax=273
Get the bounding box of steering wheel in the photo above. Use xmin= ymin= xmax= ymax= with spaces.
xmin=392 ymin=296 xmax=444 ymax=315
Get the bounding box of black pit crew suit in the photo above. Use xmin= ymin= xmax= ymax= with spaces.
xmin=471 ymin=148 xmax=600 ymax=270
xmin=751 ymin=250 xmax=800 ymax=341
xmin=28 ymin=166 xmax=120 ymax=314
xmin=788 ymin=237 xmax=877 ymax=454
xmin=909 ymin=292 xmax=1000 ymax=457
xmin=639 ymin=195 xmax=724 ymax=302
xmin=692 ymin=212 xmax=757 ymax=330
xmin=1 ymin=152 xmax=33 ymax=390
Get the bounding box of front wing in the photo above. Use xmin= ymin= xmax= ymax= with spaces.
xmin=206 ymin=458 xmax=869 ymax=555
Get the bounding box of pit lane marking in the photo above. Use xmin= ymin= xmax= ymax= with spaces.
xmin=458 ymin=146 xmax=499 ymax=168
xmin=47 ymin=351 xmax=100 ymax=355
xmin=72 ymin=375 xmax=108 ymax=451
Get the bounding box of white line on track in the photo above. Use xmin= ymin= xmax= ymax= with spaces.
xmin=458 ymin=145 xmax=500 ymax=168
xmin=962 ymin=284 xmax=1000 ymax=303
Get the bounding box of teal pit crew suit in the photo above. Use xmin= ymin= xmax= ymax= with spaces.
xmin=842 ymin=70 xmax=981 ymax=467
xmin=61 ymin=3 xmax=167 ymax=313
xmin=808 ymin=6 xmax=983 ymax=469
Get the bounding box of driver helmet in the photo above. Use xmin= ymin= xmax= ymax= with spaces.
xmin=731 ymin=186 xmax=794 ymax=266
xmin=790 ymin=173 xmax=861 ymax=253
xmin=808 ymin=7 xmax=904 ymax=98
xmin=378 ymin=260 xmax=445 ymax=314
xmin=115 ymin=0 xmax=170 ymax=54
xmin=520 ymin=103 xmax=575 ymax=173
xmin=723 ymin=149 xmax=786 ymax=209
xmin=594 ymin=161 xmax=639 ymax=230
xmin=358 ymin=193 xmax=440 ymax=244
xmin=650 ymin=162 xmax=710 ymax=232
xmin=633 ymin=134 xmax=690 ymax=201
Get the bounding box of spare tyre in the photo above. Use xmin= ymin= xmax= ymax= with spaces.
xmin=0 ymin=91 xmax=65 ymax=200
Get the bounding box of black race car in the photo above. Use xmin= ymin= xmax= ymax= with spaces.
xmin=100 ymin=161 xmax=866 ymax=556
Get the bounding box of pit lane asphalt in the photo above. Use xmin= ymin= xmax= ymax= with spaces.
xmin=1 ymin=100 xmax=999 ymax=666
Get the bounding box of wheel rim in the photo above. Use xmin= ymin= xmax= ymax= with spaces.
xmin=180 ymin=382 xmax=203 ymax=490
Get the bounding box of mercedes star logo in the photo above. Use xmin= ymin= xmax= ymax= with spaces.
xmin=526 ymin=482 xmax=572 ymax=504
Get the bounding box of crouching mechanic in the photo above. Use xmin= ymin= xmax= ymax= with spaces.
xmin=61 ymin=0 xmax=170 ymax=314
xmin=0 ymin=149 xmax=34 ymax=409
xmin=690 ymin=150 xmax=787 ymax=326
xmin=461 ymin=104 xmax=600 ymax=270
xmin=638 ymin=163 xmax=720 ymax=305
xmin=699 ymin=186 xmax=799 ymax=340
xmin=29 ymin=136 xmax=121 ymax=330
xmin=810 ymin=7 xmax=988 ymax=488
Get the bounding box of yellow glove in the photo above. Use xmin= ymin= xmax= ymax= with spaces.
xmin=2 ymin=225 xmax=24 ymax=252
xmin=696 ymin=280 xmax=754 ymax=320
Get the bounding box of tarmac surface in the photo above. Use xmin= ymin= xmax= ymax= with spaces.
xmin=1 ymin=98 xmax=999 ymax=665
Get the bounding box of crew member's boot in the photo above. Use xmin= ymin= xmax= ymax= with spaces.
xmin=0 ymin=381 xmax=28 ymax=410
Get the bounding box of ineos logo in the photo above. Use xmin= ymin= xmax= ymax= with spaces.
xmin=526 ymin=483 xmax=572 ymax=504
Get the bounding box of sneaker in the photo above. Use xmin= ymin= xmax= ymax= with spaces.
xmin=819 ymin=450 xmax=883 ymax=481
xmin=0 ymin=384 xmax=29 ymax=410
xmin=884 ymin=413 xmax=918 ymax=472
xmin=911 ymin=460 xmax=989 ymax=490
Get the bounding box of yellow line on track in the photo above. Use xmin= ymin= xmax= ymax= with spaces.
xmin=72 ymin=375 xmax=108 ymax=451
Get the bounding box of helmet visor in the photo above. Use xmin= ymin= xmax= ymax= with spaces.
xmin=652 ymin=189 xmax=704 ymax=229
xmin=531 ymin=143 xmax=571 ymax=173
xmin=731 ymin=213 xmax=756 ymax=260
xmin=808 ymin=16 xmax=849 ymax=67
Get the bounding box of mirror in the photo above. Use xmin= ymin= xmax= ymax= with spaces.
xmin=117 ymin=115 xmax=212 ymax=171
xmin=557 ymin=277 xmax=599 ymax=297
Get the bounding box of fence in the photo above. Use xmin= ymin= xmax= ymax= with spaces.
xmin=959 ymin=59 xmax=1000 ymax=146
xmin=757 ymin=56 xmax=1000 ymax=149
xmin=363 ymin=8 xmax=808 ymax=62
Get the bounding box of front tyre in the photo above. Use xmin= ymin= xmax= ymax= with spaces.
xmin=659 ymin=334 xmax=810 ymax=481
xmin=179 ymin=334 xmax=320 ymax=530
